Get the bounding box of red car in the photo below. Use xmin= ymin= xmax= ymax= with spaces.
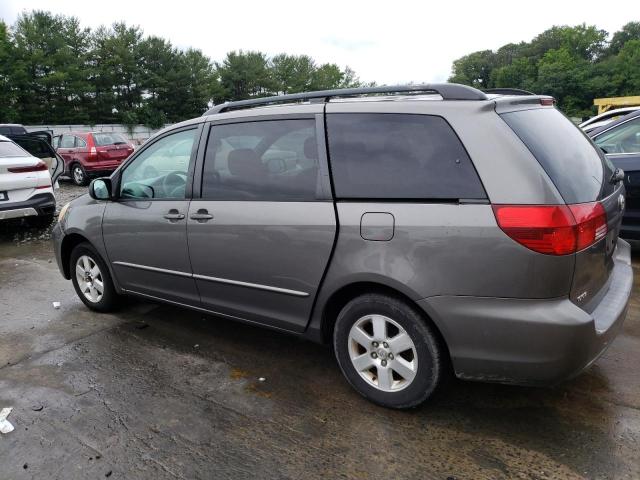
xmin=54 ymin=132 xmax=134 ymax=185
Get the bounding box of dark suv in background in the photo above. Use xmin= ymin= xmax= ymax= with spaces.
xmin=590 ymin=110 xmax=640 ymax=239
xmin=53 ymin=84 xmax=632 ymax=408
xmin=54 ymin=132 xmax=134 ymax=185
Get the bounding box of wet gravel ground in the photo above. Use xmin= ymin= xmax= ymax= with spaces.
xmin=0 ymin=183 xmax=639 ymax=479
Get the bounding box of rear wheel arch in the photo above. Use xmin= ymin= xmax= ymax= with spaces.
xmin=320 ymin=282 xmax=451 ymax=362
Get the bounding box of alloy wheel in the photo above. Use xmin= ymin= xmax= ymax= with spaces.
xmin=347 ymin=314 xmax=418 ymax=392
xmin=73 ymin=166 xmax=84 ymax=185
xmin=75 ymin=255 xmax=104 ymax=303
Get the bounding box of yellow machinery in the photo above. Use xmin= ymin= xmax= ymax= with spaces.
xmin=594 ymin=95 xmax=640 ymax=114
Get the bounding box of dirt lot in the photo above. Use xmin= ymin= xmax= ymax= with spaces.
xmin=0 ymin=183 xmax=639 ymax=479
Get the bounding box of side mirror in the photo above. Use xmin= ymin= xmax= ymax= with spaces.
xmin=89 ymin=178 xmax=112 ymax=200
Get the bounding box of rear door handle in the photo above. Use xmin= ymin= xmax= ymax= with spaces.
xmin=190 ymin=209 xmax=213 ymax=222
xmin=164 ymin=209 xmax=185 ymax=221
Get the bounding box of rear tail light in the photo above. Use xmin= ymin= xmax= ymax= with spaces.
xmin=492 ymin=202 xmax=607 ymax=255
xmin=8 ymin=161 xmax=49 ymax=173
xmin=89 ymin=146 xmax=97 ymax=160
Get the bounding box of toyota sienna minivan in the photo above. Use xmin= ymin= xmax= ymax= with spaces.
xmin=52 ymin=84 xmax=633 ymax=408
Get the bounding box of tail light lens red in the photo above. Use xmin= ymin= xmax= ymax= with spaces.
xmin=8 ymin=161 xmax=49 ymax=173
xmin=492 ymin=202 xmax=607 ymax=255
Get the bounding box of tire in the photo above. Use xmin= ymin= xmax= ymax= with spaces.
xmin=71 ymin=163 xmax=88 ymax=186
xmin=70 ymin=242 xmax=119 ymax=312
xmin=333 ymin=293 xmax=443 ymax=409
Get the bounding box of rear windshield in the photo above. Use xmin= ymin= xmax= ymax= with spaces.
xmin=501 ymin=108 xmax=613 ymax=204
xmin=0 ymin=141 xmax=28 ymax=158
xmin=93 ymin=133 xmax=128 ymax=146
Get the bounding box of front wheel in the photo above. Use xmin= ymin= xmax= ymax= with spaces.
xmin=333 ymin=293 xmax=444 ymax=409
xmin=70 ymin=242 xmax=119 ymax=312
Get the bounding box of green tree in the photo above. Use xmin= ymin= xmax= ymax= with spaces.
xmin=270 ymin=54 xmax=316 ymax=93
xmin=0 ymin=21 xmax=16 ymax=122
xmin=448 ymin=23 xmax=635 ymax=117
xmin=608 ymin=22 xmax=640 ymax=55
xmin=11 ymin=11 xmax=91 ymax=124
xmin=90 ymin=23 xmax=143 ymax=123
xmin=449 ymin=50 xmax=496 ymax=88
xmin=216 ymin=50 xmax=274 ymax=101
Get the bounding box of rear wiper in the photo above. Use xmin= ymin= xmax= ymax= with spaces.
xmin=113 ymin=141 xmax=127 ymax=145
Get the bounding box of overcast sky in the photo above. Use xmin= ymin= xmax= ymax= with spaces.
xmin=0 ymin=0 xmax=636 ymax=84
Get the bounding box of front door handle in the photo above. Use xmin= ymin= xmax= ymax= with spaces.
xmin=190 ymin=209 xmax=213 ymax=222
xmin=164 ymin=209 xmax=185 ymax=221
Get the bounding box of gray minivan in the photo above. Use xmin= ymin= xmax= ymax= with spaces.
xmin=52 ymin=84 xmax=632 ymax=408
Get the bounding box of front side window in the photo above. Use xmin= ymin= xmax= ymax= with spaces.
xmin=327 ymin=113 xmax=486 ymax=200
xmin=594 ymin=118 xmax=640 ymax=155
xmin=120 ymin=129 xmax=196 ymax=200
xmin=202 ymin=119 xmax=319 ymax=201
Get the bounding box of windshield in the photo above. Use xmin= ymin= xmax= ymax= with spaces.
xmin=0 ymin=141 xmax=29 ymax=158
xmin=501 ymin=108 xmax=614 ymax=203
xmin=93 ymin=133 xmax=128 ymax=146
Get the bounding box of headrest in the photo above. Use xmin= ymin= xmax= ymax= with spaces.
xmin=228 ymin=148 xmax=265 ymax=178
xmin=304 ymin=137 xmax=318 ymax=160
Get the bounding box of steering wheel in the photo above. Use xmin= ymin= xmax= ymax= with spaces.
xmin=161 ymin=171 xmax=187 ymax=198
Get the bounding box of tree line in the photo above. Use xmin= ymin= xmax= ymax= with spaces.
xmin=449 ymin=22 xmax=640 ymax=118
xmin=0 ymin=11 xmax=364 ymax=127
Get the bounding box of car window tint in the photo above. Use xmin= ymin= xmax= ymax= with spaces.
xmin=0 ymin=141 xmax=28 ymax=157
xmin=594 ymin=118 xmax=640 ymax=155
xmin=120 ymin=129 xmax=196 ymax=200
xmin=326 ymin=113 xmax=485 ymax=200
xmin=502 ymin=108 xmax=611 ymax=203
xmin=93 ymin=133 xmax=128 ymax=146
xmin=10 ymin=137 xmax=50 ymax=158
xmin=202 ymin=119 xmax=319 ymax=201
xmin=59 ymin=135 xmax=75 ymax=148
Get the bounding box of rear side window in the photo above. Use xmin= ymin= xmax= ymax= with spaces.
xmin=501 ymin=108 xmax=612 ymax=203
xmin=326 ymin=113 xmax=486 ymax=200
xmin=59 ymin=135 xmax=75 ymax=148
xmin=93 ymin=133 xmax=127 ymax=146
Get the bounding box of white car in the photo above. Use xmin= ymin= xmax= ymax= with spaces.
xmin=0 ymin=134 xmax=63 ymax=224
xmin=580 ymin=107 xmax=640 ymax=134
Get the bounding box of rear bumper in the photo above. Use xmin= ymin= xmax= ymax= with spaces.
xmin=418 ymin=238 xmax=633 ymax=385
xmin=0 ymin=193 xmax=56 ymax=220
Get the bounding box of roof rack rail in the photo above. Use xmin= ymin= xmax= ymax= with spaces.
xmin=205 ymin=83 xmax=488 ymax=115
xmin=483 ymin=88 xmax=535 ymax=96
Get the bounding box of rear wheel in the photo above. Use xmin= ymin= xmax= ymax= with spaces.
xmin=70 ymin=242 xmax=119 ymax=312
xmin=71 ymin=163 xmax=88 ymax=186
xmin=333 ymin=293 xmax=443 ymax=408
